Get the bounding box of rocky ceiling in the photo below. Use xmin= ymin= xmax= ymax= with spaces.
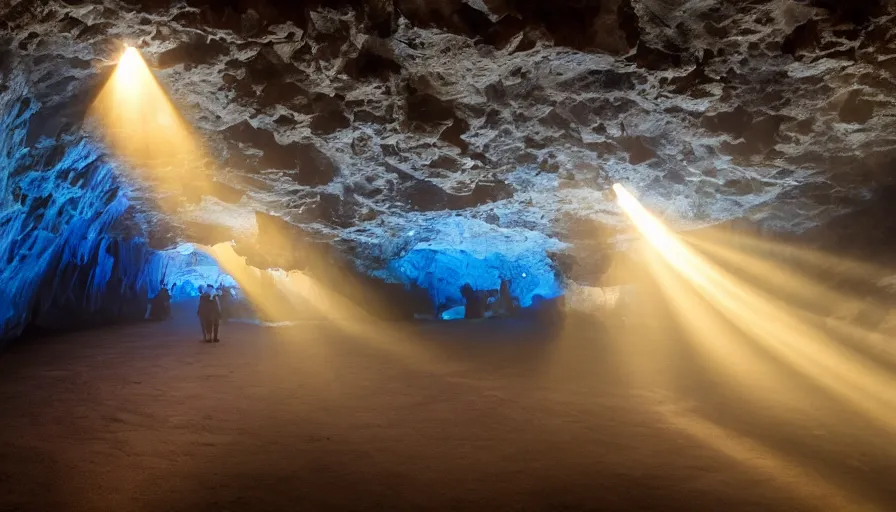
xmin=2 ymin=0 xmax=896 ymax=335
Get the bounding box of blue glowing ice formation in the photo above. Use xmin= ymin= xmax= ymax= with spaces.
xmin=440 ymin=305 xmax=466 ymax=321
xmin=384 ymin=216 xmax=565 ymax=312
xmin=156 ymin=244 xmax=236 ymax=299
xmin=0 ymin=77 xmax=162 ymax=341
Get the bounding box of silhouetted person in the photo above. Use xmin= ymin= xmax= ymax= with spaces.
xmin=216 ymin=284 xmax=232 ymax=321
xmin=498 ymin=279 xmax=515 ymax=316
xmin=198 ymin=284 xmax=221 ymax=342
xmin=208 ymin=285 xmax=222 ymax=342
xmin=460 ymin=283 xmax=483 ymax=319
xmin=150 ymin=283 xmax=171 ymax=320
xmin=198 ymin=285 xmax=211 ymax=341
xmin=160 ymin=285 xmax=171 ymax=317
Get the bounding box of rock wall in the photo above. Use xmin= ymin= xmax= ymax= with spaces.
xmin=0 ymin=67 xmax=162 ymax=342
xmin=4 ymin=0 xmax=896 ymax=338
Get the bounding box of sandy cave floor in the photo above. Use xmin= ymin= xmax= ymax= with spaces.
xmin=0 ymin=302 xmax=895 ymax=512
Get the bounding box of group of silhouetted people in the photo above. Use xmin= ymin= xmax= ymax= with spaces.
xmin=460 ymin=279 xmax=517 ymax=319
xmin=151 ymin=276 xmax=518 ymax=336
xmin=149 ymin=281 xmax=232 ymax=342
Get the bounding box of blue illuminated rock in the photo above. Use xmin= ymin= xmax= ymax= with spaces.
xmin=383 ymin=216 xmax=565 ymax=311
xmin=0 ymin=73 xmax=165 ymax=341
xmin=3 ymin=0 xmax=896 ymax=339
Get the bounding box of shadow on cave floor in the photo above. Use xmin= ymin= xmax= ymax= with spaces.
xmin=0 ymin=307 xmax=895 ymax=512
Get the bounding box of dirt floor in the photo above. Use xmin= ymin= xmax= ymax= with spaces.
xmin=0 ymin=302 xmax=894 ymax=512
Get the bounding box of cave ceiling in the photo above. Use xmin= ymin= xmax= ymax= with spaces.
xmin=3 ymin=0 xmax=896 ymax=278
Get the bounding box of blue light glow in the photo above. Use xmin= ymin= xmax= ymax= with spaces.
xmin=0 ymin=75 xmax=566 ymax=338
xmin=0 ymin=82 xmax=165 ymax=341
xmin=440 ymin=305 xmax=466 ymax=320
xmin=383 ymin=217 xmax=565 ymax=312
xmin=157 ymin=246 xmax=236 ymax=299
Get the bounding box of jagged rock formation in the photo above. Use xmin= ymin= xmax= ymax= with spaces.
xmin=3 ymin=0 xmax=896 ymax=338
xmin=0 ymin=71 xmax=167 ymax=340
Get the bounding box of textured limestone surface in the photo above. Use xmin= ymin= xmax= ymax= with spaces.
xmin=2 ymin=0 xmax=896 ymax=337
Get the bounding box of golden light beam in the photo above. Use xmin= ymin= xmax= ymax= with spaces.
xmin=92 ymin=47 xmax=430 ymax=360
xmin=680 ymin=232 xmax=896 ymax=368
xmin=200 ymin=242 xmax=450 ymax=370
xmin=90 ymin=46 xmax=330 ymax=331
xmin=682 ymin=233 xmax=864 ymax=315
xmin=640 ymin=244 xmax=788 ymax=397
xmin=88 ymin=46 xmax=510 ymax=374
xmin=682 ymin=224 xmax=894 ymax=285
xmin=613 ymin=184 xmax=896 ymax=434
xmin=92 ymin=47 xmax=392 ymax=336
xmin=658 ymin=405 xmax=877 ymax=512
xmin=89 ymin=45 xmax=211 ymax=201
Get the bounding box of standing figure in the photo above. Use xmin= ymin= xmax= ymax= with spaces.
xmin=460 ymin=283 xmax=483 ymax=319
xmin=197 ymin=284 xmax=221 ymax=342
xmin=197 ymin=285 xmax=211 ymax=341
xmin=207 ymin=285 xmax=222 ymax=342
xmin=216 ymin=284 xmax=231 ymax=321
xmin=150 ymin=282 xmax=171 ymax=320
xmin=498 ymin=279 xmax=514 ymax=316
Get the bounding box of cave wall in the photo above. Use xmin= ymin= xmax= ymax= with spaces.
xmin=4 ymin=0 xmax=896 ymax=339
xmin=383 ymin=216 xmax=564 ymax=310
xmin=0 ymin=69 xmax=162 ymax=343
xmin=157 ymin=244 xmax=237 ymax=298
